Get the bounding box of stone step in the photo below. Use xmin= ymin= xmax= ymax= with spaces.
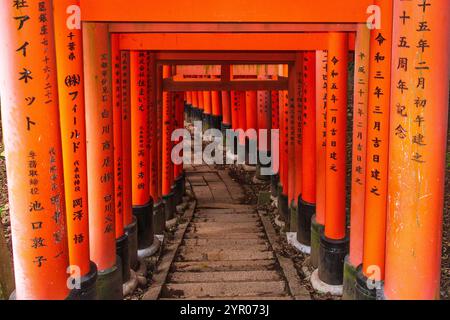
xmin=193 ymin=214 xmax=259 ymax=223
xmin=183 ymin=238 xmax=267 ymax=247
xmin=160 ymin=281 xmax=288 ymax=298
xmin=194 ymin=208 xmax=250 ymax=215
xmin=171 ymin=260 xmax=277 ymax=272
xmin=179 ymin=243 xmax=270 ymax=252
xmin=190 ymin=221 xmax=261 ymax=229
xmin=176 ymin=249 xmax=274 ymax=262
xmin=167 ymin=270 xmax=282 ymax=283
xmin=184 ymin=232 xmax=265 ymax=239
xmin=187 ymin=225 xmax=263 ymax=234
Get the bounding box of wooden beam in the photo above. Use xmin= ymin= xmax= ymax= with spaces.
xmin=109 ymin=22 xmax=360 ymax=33
xmin=119 ymin=33 xmax=355 ymax=51
xmin=80 ymin=0 xmax=371 ymax=23
xmin=155 ymin=52 xmax=297 ymax=64
xmin=163 ymin=78 xmax=288 ymax=91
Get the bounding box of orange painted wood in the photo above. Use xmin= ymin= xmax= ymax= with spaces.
xmin=324 ymin=33 xmax=348 ymax=240
xmin=130 ymin=51 xmax=150 ymax=206
xmin=119 ymin=33 xmax=356 ymax=51
xmin=212 ymin=91 xmax=222 ymax=116
xmin=362 ymin=0 xmax=393 ymax=280
xmin=54 ymin=0 xmax=91 ymax=275
xmin=315 ymin=51 xmax=328 ymax=226
xmin=111 ymin=34 xmax=124 ymax=238
xmin=80 ymin=0 xmax=371 ymax=23
xmin=148 ymin=53 xmax=159 ymax=202
xmin=301 ymin=51 xmax=317 ymax=204
xmin=293 ymin=53 xmax=303 ymax=201
xmin=221 ymin=91 xmax=231 ymax=125
xmin=162 ymin=66 xmax=173 ymax=195
xmin=0 ymin=0 xmax=70 ymax=299
xmin=83 ymin=23 xmax=116 ymax=271
xmin=385 ymin=0 xmax=449 ymax=300
xmin=120 ymin=51 xmax=133 ymax=227
xmin=348 ymin=25 xmax=370 ymax=268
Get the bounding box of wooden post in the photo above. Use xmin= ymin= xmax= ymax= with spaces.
xmin=83 ymin=23 xmax=122 ymax=299
xmin=54 ymin=0 xmax=96 ymax=291
xmin=318 ymin=32 xmax=349 ymax=286
xmin=384 ymin=0 xmax=449 ymax=300
xmin=298 ymin=51 xmax=317 ymax=247
xmin=343 ymin=24 xmax=370 ymax=300
xmin=310 ymin=50 xmax=328 ymax=269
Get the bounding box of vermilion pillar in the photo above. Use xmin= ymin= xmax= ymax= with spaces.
xmin=83 ymin=23 xmax=122 ymax=299
xmin=120 ymin=50 xmax=138 ymax=270
xmin=293 ymin=54 xmax=303 ymax=230
xmin=0 ymin=0 xmax=70 ymax=300
xmin=237 ymin=91 xmax=247 ymax=154
xmin=358 ymin=0 xmax=394 ymax=298
xmin=318 ymin=32 xmax=349 ymax=286
xmin=343 ymin=25 xmax=370 ymax=300
xmin=110 ymin=35 xmax=130 ymax=284
xmin=162 ymin=66 xmax=176 ymax=219
xmin=173 ymin=91 xmax=185 ymax=206
xmin=191 ymin=90 xmax=199 ymax=121
xmin=130 ymin=51 xmax=154 ymax=255
xmin=288 ymin=59 xmax=300 ymax=232
xmin=245 ymin=90 xmax=258 ymax=165
xmin=221 ymin=91 xmax=231 ymax=127
xmin=278 ymin=77 xmax=290 ymax=226
xmin=54 ymin=0 xmax=95 ymax=290
xmin=297 ymin=51 xmax=317 ymax=247
xmin=147 ymin=53 xmax=164 ymax=235
xmin=198 ymin=88 xmax=205 ymax=123
xmin=384 ymin=0 xmax=449 ymax=300
xmin=211 ymin=90 xmax=222 ymax=130
xmin=310 ymin=50 xmax=328 ymax=269
xmin=256 ymin=90 xmax=271 ymax=180
xmin=203 ymin=90 xmax=212 ymax=131
xmin=270 ymin=90 xmax=280 ymax=198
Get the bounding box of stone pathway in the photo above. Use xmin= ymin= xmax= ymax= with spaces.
xmin=158 ymin=164 xmax=298 ymax=300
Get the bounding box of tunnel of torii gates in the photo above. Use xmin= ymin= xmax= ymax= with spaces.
xmin=0 ymin=0 xmax=448 ymax=301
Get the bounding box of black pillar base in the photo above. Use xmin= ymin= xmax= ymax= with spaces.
xmin=297 ymin=197 xmax=316 ymax=246
xmin=153 ymin=200 xmax=165 ymax=235
xmin=163 ymin=190 xmax=176 ymax=220
xmin=318 ymin=234 xmax=349 ymax=285
xmin=132 ymin=198 xmax=154 ymax=250
xmin=96 ymin=257 xmax=123 ymax=300
xmin=310 ymin=215 xmax=323 ymax=269
xmin=342 ymin=255 xmax=358 ymax=300
xmin=124 ymin=216 xmax=138 ymax=270
xmin=191 ymin=108 xmax=198 ymax=121
xmin=210 ymin=115 xmax=222 ymax=130
xmin=185 ymin=103 xmax=192 ymax=122
xmin=202 ymin=113 xmax=211 ymax=132
xmin=71 ymin=261 xmax=98 ymax=300
xmin=256 ymin=150 xmax=271 ymax=181
xmin=277 ymin=191 xmax=289 ymax=228
xmin=355 ymin=265 xmax=382 ymax=300
xmin=271 ymin=174 xmax=279 ymax=197
xmin=289 ymin=204 xmax=297 ymax=232
xmin=174 ymin=173 xmax=185 ymax=205
xmin=116 ymin=233 xmax=130 ymax=283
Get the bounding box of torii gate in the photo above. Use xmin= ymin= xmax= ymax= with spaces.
xmin=0 ymin=0 xmax=447 ymax=300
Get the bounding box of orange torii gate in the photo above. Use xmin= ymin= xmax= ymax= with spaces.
xmin=0 ymin=0 xmax=447 ymax=301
